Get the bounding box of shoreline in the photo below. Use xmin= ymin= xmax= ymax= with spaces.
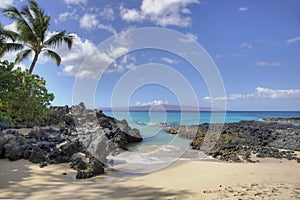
xmin=1 ymin=158 xmax=299 ymax=199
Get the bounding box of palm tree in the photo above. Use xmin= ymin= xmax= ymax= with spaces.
xmin=0 ymin=23 xmax=23 ymax=58
xmin=3 ymin=0 xmax=73 ymax=74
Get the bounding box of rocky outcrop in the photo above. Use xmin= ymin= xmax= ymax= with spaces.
xmin=263 ymin=117 xmax=300 ymax=123
xmin=70 ymin=103 xmax=142 ymax=164
xmin=167 ymin=121 xmax=300 ymax=162
xmin=166 ymin=125 xmax=198 ymax=139
xmin=0 ymin=102 xmax=142 ymax=179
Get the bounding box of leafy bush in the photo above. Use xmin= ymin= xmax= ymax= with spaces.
xmin=0 ymin=60 xmax=54 ymax=127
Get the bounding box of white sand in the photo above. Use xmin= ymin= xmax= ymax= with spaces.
xmin=0 ymin=158 xmax=299 ymax=199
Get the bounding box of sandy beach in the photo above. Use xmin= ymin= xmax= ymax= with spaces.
xmin=1 ymin=158 xmax=299 ymax=200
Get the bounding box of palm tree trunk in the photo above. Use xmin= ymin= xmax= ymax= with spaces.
xmin=29 ymin=53 xmax=39 ymax=74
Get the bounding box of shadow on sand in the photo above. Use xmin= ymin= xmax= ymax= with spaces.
xmin=0 ymin=159 xmax=192 ymax=199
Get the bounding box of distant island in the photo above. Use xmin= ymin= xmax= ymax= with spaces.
xmin=100 ymin=104 xmax=225 ymax=112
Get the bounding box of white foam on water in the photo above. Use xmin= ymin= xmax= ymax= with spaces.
xmin=107 ymin=144 xmax=210 ymax=166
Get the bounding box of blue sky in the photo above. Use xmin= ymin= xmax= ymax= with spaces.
xmin=1 ymin=0 xmax=300 ymax=111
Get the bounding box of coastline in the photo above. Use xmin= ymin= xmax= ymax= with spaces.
xmin=1 ymin=108 xmax=300 ymax=199
xmin=1 ymin=158 xmax=299 ymax=199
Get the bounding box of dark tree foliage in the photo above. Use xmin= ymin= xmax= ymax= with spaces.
xmin=0 ymin=60 xmax=54 ymax=126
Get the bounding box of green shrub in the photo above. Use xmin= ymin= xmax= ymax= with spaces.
xmin=0 ymin=60 xmax=54 ymax=127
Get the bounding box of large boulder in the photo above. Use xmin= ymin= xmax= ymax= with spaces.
xmin=29 ymin=145 xmax=46 ymax=163
xmin=4 ymin=141 xmax=23 ymax=161
xmin=71 ymin=103 xmax=142 ymax=163
xmin=75 ymin=157 xmax=105 ymax=179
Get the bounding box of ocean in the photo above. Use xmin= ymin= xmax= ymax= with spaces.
xmin=104 ymin=111 xmax=300 ymax=173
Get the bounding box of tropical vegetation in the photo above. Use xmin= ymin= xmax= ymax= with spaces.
xmin=0 ymin=60 xmax=54 ymax=126
xmin=0 ymin=0 xmax=74 ymax=127
xmin=2 ymin=0 xmax=73 ymax=74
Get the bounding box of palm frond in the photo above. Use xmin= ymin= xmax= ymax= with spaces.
xmin=15 ymin=49 xmax=32 ymax=63
xmin=63 ymin=34 xmax=74 ymax=49
xmin=3 ymin=6 xmax=36 ymax=43
xmin=21 ymin=6 xmax=35 ymax=27
xmin=0 ymin=29 xmax=19 ymax=41
xmin=0 ymin=48 xmax=4 ymax=58
xmin=28 ymin=0 xmax=50 ymax=42
xmin=43 ymin=49 xmax=61 ymax=66
xmin=44 ymin=31 xmax=73 ymax=49
xmin=2 ymin=43 xmax=24 ymax=52
xmin=28 ymin=0 xmax=41 ymax=19
xmin=0 ymin=25 xmax=20 ymax=43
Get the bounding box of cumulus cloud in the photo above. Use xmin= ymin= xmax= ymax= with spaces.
xmin=55 ymin=11 xmax=79 ymax=23
xmin=56 ymin=34 xmax=111 ymax=78
xmin=99 ymin=6 xmax=115 ymax=21
xmin=79 ymin=13 xmax=99 ymax=30
xmin=79 ymin=13 xmax=116 ymax=34
xmin=135 ymin=100 xmax=169 ymax=106
xmin=63 ymin=0 xmax=87 ymax=5
xmin=2 ymin=22 xmax=129 ymax=78
xmin=255 ymin=61 xmax=281 ymax=67
xmin=120 ymin=0 xmax=200 ymax=27
xmin=161 ymin=57 xmax=178 ymax=64
xmin=120 ymin=7 xmax=143 ymax=22
xmin=54 ymin=31 xmax=135 ymax=78
xmin=286 ymin=36 xmax=300 ymax=44
xmin=0 ymin=0 xmax=14 ymax=8
xmin=204 ymin=87 xmax=300 ymax=101
xmin=238 ymin=7 xmax=248 ymax=11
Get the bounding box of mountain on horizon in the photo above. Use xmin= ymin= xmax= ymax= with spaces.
xmin=100 ymin=104 xmax=224 ymax=112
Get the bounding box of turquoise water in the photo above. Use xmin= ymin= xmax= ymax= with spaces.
xmin=104 ymin=111 xmax=300 ymax=173
xmin=105 ymin=111 xmax=300 ymax=146
xmin=105 ymin=111 xmax=300 ymax=125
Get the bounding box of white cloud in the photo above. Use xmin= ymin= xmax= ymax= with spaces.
xmin=63 ymin=0 xmax=87 ymax=5
xmin=0 ymin=0 xmax=14 ymax=8
xmin=120 ymin=7 xmax=143 ymax=22
xmin=79 ymin=13 xmax=99 ymax=30
xmin=240 ymin=42 xmax=253 ymax=48
xmin=55 ymin=11 xmax=79 ymax=23
xmin=4 ymin=21 xmax=17 ymax=32
xmin=286 ymin=36 xmax=300 ymax=44
xmin=54 ymin=31 xmax=134 ymax=78
xmin=255 ymin=61 xmax=281 ymax=67
xmin=79 ymin=13 xmax=116 ymax=34
xmin=238 ymin=7 xmax=248 ymax=11
xmin=181 ymin=8 xmax=191 ymax=14
xmin=106 ymin=54 xmax=137 ymax=73
xmin=99 ymin=6 xmax=115 ymax=21
xmin=120 ymin=0 xmax=200 ymax=27
xmin=204 ymin=87 xmax=300 ymax=101
xmin=135 ymin=100 xmax=169 ymax=106
xmin=178 ymin=33 xmax=198 ymax=43
xmin=98 ymin=23 xmax=117 ymax=34
xmin=56 ymin=33 xmax=113 ymax=78
xmin=161 ymin=57 xmax=178 ymax=64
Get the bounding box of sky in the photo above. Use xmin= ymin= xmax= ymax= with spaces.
xmin=0 ymin=0 xmax=300 ymax=111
